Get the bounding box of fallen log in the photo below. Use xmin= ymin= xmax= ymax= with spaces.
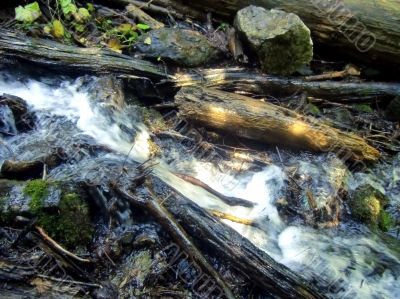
xmin=1 ymin=30 xmax=399 ymax=102
xmin=160 ymin=183 xmax=327 ymax=298
xmin=0 ymin=29 xmax=168 ymax=80
xmin=173 ymin=68 xmax=400 ymax=101
xmin=175 ymin=86 xmax=380 ymax=161
xmin=156 ymin=0 xmax=400 ymax=71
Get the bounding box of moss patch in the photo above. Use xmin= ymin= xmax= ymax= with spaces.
xmin=24 ymin=179 xmax=50 ymax=213
xmin=349 ymin=185 xmax=394 ymax=231
xmin=23 ymin=180 xmax=93 ymax=249
xmin=35 ymin=192 xmax=93 ymax=249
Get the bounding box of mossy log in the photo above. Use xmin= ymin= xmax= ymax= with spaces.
xmin=0 ymin=29 xmax=168 ymax=80
xmin=155 ymin=0 xmax=400 ymax=70
xmin=175 ymin=86 xmax=380 ymax=161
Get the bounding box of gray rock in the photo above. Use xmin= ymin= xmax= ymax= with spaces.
xmin=385 ymin=96 xmax=400 ymax=121
xmin=234 ymin=6 xmax=313 ymax=75
xmin=135 ymin=28 xmax=221 ymax=67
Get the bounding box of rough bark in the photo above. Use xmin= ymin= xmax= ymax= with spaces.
xmin=163 ymin=0 xmax=400 ymax=70
xmin=0 ymin=29 xmax=168 ymax=80
xmin=174 ymin=68 xmax=400 ymax=101
xmin=161 ymin=187 xmax=327 ymax=299
xmin=1 ymin=30 xmax=398 ymax=102
xmin=175 ymin=86 xmax=380 ymax=161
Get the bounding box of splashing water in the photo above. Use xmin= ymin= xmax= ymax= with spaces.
xmin=0 ymin=73 xmax=399 ymax=298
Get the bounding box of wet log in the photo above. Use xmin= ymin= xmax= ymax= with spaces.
xmin=156 ymin=0 xmax=400 ymax=71
xmin=175 ymin=86 xmax=380 ymax=161
xmin=161 ymin=187 xmax=326 ymax=299
xmin=174 ymin=68 xmax=400 ymax=102
xmin=0 ymin=30 xmax=168 ymax=80
xmin=0 ymin=160 xmax=44 ymax=180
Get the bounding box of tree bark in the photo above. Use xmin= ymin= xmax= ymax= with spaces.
xmin=161 ymin=186 xmax=327 ymax=299
xmin=174 ymin=68 xmax=400 ymax=101
xmin=156 ymin=0 xmax=400 ymax=71
xmin=0 ymin=29 xmax=168 ymax=80
xmin=1 ymin=30 xmax=399 ymax=102
xmin=175 ymin=86 xmax=380 ymax=161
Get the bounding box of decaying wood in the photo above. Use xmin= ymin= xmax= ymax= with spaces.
xmin=163 ymin=0 xmax=400 ymax=70
xmin=174 ymin=173 xmax=255 ymax=207
xmin=1 ymin=159 xmax=44 ymax=180
xmin=174 ymin=68 xmax=400 ymax=101
xmin=126 ymin=4 xmax=165 ymax=29
xmin=112 ymin=185 xmax=236 ymax=299
xmin=0 ymin=29 xmax=168 ymax=80
xmin=161 ymin=187 xmax=327 ymax=299
xmin=175 ymin=86 xmax=380 ymax=161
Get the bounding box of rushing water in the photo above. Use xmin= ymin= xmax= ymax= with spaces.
xmin=1 ymin=72 xmax=399 ymax=298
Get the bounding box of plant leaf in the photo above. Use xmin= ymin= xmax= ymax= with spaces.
xmin=143 ymin=36 xmax=152 ymax=45
xmin=107 ymin=38 xmax=122 ymax=53
xmin=52 ymin=20 xmax=65 ymax=38
xmin=137 ymin=23 xmax=150 ymax=30
xmin=73 ymin=7 xmax=90 ymax=23
xmin=118 ymin=23 xmax=134 ymax=35
xmin=15 ymin=2 xmax=42 ymax=23
xmin=59 ymin=0 xmax=77 ymax=16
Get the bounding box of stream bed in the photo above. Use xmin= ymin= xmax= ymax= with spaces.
xmin=1 ymin=69 xmax=399 ymax=298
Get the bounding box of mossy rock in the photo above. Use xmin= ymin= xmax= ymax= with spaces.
xmin=22 ymin=180 xmax=93 ymax=249
xmin=234 ymin=6 xmax=313 ymax=75
xmin=34 ymin=192 xmax=93 ymax=249
xmin=385 ymin=96 xmax=400 ymax=121
xmin=349 ymin=185 xmax=393 ymax=231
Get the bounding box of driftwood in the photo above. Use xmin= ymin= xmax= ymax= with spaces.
xmin=156 ymin=0 xmax=400 ymax=71
xmin=160 ymin=184 xmax=326 ymax=299
xmin=175 ymin=86 xmax=380 ymax=161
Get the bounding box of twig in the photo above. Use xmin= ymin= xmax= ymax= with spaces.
xmin=174 ymin=172 xmax=256 ymax=207
xmin=35 ymin=226 xmax=92 ymax=264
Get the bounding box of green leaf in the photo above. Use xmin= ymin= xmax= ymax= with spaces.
xmin=143 ymin=36 xmax=152 ymax=45
xmin=59 ymin=0 xmax=77 ymax=16
xmin=74 ymin=7 xmax=90 ymax=23
xmin=52 ymin=20 xmax=65 ymax=38
xmin=137 ymin=23 xmax=150 ymax=30
xmin=87 ymin=3 xmax=95 ymax=13
xmin=15 ymin=1 xmax=42 ymax=23
xmin=118 ymin=23 xmax=134 ymax=35
xmin=74 ymin=23 xmax=86 ymax=33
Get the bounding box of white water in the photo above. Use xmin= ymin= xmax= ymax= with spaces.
xmin=1 ymin=74 xmax=399 ymax=298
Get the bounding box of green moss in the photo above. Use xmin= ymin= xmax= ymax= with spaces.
xmin=378 ymin=211 xmax=394 ymax=232
xmin=349 ymin=185 xmax=393 ymax=231
xmin=24 ymin=179 xmax=50 ymax=213
xmin=353 ymin=104 xmax=373 ymax=113
xmin=35 ymin=192 xmax=93 ymax=249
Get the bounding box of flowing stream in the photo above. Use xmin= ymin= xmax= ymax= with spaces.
xmin=1 ymin=72 xmax=399 ymax=298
